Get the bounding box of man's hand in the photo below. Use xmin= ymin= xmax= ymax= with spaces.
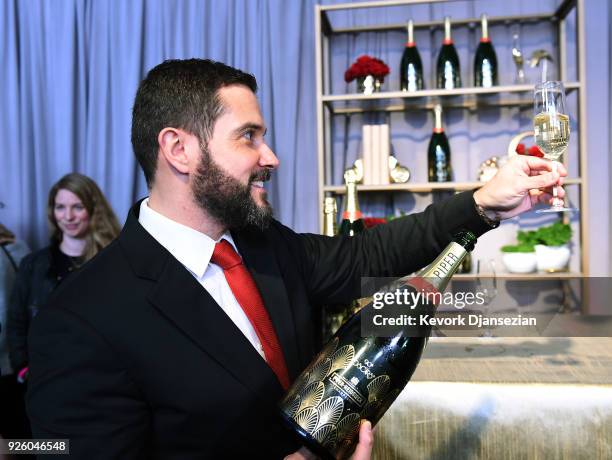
xmin=284 ymin=420 xmax=374 ymax=460
xmin=473 ymin=155 xmax=568 ymax=220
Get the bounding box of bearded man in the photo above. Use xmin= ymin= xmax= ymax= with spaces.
xmin=27 ymin=59 xmax=566 ymax=459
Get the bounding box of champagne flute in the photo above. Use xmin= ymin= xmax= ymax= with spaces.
xmin=533 ymin=81 xmax=574 ymax=212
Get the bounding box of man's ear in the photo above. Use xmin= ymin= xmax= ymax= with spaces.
xmin=158 ymin=128 xmax=190 ymax=175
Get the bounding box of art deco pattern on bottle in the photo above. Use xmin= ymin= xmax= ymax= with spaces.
xmin=280 ymin=232 xmax=477 ymax=460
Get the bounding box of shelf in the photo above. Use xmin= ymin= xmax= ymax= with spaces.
xmin=322 ymin=82 xmax=581 ymax=107
xmin=327 ymin=13 xmax=553 ymax=35
xmin=453 ymin=272 xmax=583 ymax=280
xmin=315 ymin=0 xmax=589 ymax=287
xmin=325 ymin=178 xmax=582 ymax=194
xmin=319 ymin=0 xmax=576 ymax=33
xmin=333 ymin=98 xmax=535 ymax=115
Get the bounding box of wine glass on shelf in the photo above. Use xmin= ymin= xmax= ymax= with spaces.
xmin=533 ymin=81 xmax=574 ymax=212
xmin=476 ymin=259 xmax=497 ymax=338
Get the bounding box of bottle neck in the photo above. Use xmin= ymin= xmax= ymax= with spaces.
xmin=343 ymin=181 xmax=362 ymax=222
xmin=433 ymin=105 xmax=444 ymax=134
xmin=323 ymin=198 xmax=337 ymax=237
xmin=443 ymin=17 xmax=452 ymax=45
xmin=480 ymin=14 xmax=490 ymax=42
xmin=406 ymin=20 xmax=415 ymax=46
xmin=415 ymin=240 xmax=469 ymax=292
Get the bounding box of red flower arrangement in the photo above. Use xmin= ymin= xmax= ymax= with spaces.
xmin=363 ymin=217 xmax=387 ymax=229
xmin=516 ymin=143 xmax=544 ymax=158
xmin=344 ymin=55 xmax=390 ymax=83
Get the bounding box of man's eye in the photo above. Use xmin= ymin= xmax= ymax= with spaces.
xmin=243 ymin=130 xmax=254 ymax=141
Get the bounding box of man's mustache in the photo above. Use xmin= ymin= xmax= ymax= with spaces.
xmin=250 ymin=169 xmax=271 ymax=183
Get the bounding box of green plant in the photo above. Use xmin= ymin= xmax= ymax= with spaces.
xmin=500 ymin=222 xmax=571 ymax=253
xmin=535 ymin=222 xmax=572 ymax=246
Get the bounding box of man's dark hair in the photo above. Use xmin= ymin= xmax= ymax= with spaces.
xmin=131 ymin=59 xmax=258 ymax=187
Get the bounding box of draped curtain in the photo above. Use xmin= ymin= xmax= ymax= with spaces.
xmin=0 ymin=0 xmax=318 ymax=250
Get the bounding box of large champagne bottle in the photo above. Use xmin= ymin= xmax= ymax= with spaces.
xmin=436 ymin=16 xmax=461 ymax=89
xmin=474 ymin=14 xmax=498 ymax=87
xmin=399 ymin=20 xmax=424 ymax=92
xmin=338 ymin=172 xmax=365 ymax=236
xmin=280 ymin=231 xmax=477 ymax=460
xmin=427 ymin=104 xmax=452 ymax=182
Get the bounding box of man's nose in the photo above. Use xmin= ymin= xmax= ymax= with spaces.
xmin=259 ymin=143 xmax=280 ymax=169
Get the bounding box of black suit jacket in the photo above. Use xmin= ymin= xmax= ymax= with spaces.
xmin=27 ymin=191 xmax=491 ymax=459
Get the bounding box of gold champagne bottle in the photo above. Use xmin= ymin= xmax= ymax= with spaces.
xmin=338 ymin=172 xmax=365 ymax=236
xmin=323 ymin=197 xmax=337 ymax=237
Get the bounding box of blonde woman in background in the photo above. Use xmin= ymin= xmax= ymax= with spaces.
xmin=6 ymin=173 xmax=120 ymax=436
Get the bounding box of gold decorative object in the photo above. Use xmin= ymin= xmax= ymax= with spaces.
xmin=388 ymin=156 xmax=410 ymax=183
xmin=475 ymin=130 xmax=535 ymax=182
xmin=477 ymin=156 xmax=502 ymax=182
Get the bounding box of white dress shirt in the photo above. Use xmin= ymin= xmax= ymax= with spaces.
xmin=138 ymin=199 xmax=265 ymax=358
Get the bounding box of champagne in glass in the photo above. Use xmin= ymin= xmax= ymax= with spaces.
xmin=533 ymin=112 xmax=570 ymax=161
xmin=533 ymin=81 xmax=573 ymax=212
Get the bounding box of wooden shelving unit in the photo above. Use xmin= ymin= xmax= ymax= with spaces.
xmin=324 ymin=178 xmax=583 ymax=194
xmin=314 ymin=0 xmax=589 ymax=292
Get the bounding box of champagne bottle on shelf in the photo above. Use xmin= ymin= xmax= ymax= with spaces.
xmin=280 ymin=231 xmax=477 ymax=460
xmin=323 ymin=197 xmax=338 ymax=237
xmin=436 ymin=16 xmax=461 ymax=89
xmin=324 ymin=173 xmax=366 ymax=339
xmin=400 ymin=19 xmax=424 ymax=92
xmin=338 ymin=172 xmax=366 ymax=237
xmin=321 ymin=196 xmax=342 ymax=342
xmin=427 ymin=104 xmax=452 ymax=182
xmin=474 ymin=14 xmax=498 ymax=88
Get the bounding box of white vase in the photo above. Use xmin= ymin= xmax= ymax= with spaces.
xmin=535 ymin=244 xmax=570 ymax=272
xmin=502 ymin=252 xmax=537 ymax=273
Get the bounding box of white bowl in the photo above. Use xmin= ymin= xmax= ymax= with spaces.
xmin=502 ymin=252 xmax=537 ymax=273
xmin=535 ymin=244 xmax=570 ymax=272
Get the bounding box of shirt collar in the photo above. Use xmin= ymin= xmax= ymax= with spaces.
xmin=138 ymin=198 xmax=237 ymax=278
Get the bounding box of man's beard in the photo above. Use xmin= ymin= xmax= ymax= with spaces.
xmin=191 ymin=146 xmax=274 ymax=231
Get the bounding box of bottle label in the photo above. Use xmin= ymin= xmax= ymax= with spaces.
xmin=405 ymin=41 xmax=416 ymax=47
xmin=407 ymin=64 xmax=418 ymax=92
xmin=420 ymin=242 xmax=465 ymax=281
xmin=480 ymin=59 xmax=493 ymax=88
xmin=479 ymin=37 xmax=491 ymax=43
xmin=435 ymin=146 xmax=449 ymax=181
xmin=443 ymin=39 xmax=453 ymax=45
xmin=342 ymin=211 xmax=363 ymax=220
xmin=443 ymin=61 xmax=456 ymax=89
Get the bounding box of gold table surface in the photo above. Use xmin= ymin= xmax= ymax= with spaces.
xmin=372 ymin=338 xmax=612 ymax=460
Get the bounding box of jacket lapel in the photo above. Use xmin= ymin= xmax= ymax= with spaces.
xmin=232 ymin=230 xmax=301 ymax=381
xmin=119 ymin=203 xmax=284 ymax=402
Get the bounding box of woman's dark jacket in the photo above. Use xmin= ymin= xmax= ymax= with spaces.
xmin=7 ymin=245 xmax=68 ymax=372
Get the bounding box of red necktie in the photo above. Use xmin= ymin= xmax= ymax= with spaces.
xmin=211 ymin=240 xmax=290 ymax=390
